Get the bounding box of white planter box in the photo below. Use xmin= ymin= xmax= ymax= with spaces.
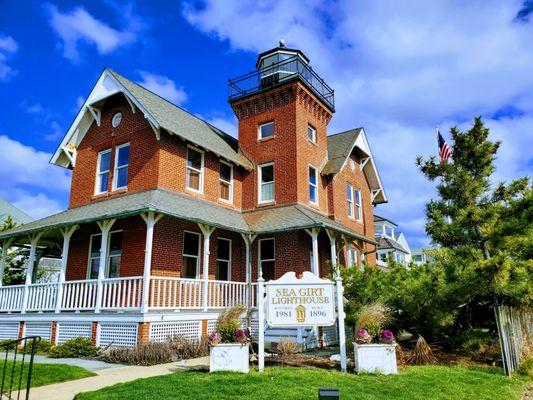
xmin=353 ymin=343 xmax=398 ymax=374
xmin=210 ymin=343 xmax=249 ymax=373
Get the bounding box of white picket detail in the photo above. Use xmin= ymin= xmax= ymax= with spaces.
xmin=0 ymin=285 xmax=24 ymax=312
xmin=208 ymin=280 xmax=248 ymax=308
xmin=100 ymin=277 xmax=143 ymax=310
xmin=26 ymin=283 xmax=58 ymax=311
xmin=61 ymin=280 xmax=98 ymax=311
xmin=149 ymin=277 xmax=203 ymax=309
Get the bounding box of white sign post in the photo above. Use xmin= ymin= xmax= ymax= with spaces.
xmin=257 ymin=271 xmax=347 ymax=372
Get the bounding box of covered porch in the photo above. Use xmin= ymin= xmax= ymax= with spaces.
xmin=0 ymin=190 xmax=375 ymax=316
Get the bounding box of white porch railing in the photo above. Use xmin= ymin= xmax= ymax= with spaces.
xmin=0 ymin=284 xmax=24 ymax=312
xmin=0 ymin=276 xmax=254 ymax=313
xmin=26 ymin=283 xmax=58 ymax=312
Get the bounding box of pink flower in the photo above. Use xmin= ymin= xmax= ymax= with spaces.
xmin=381 ymin=330 xmax=394 ymax=340
xmin=357 ymin=329 xmax=368 ymax=337
xmin=209 ymin=332 xmax=219 ymax=341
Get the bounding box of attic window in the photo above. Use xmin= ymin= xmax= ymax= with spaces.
xmin=350 ymin=159 xmax=356 ymax=171
xmin=112 ymin=112 xmax=123 ymax=128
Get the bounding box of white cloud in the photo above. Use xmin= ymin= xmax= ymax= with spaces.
xmin=12 ymin=192 xmax=63 ymax=220
xmin=44 ymin=3 xmax=141 ymax=62
xmin=183 ymin=0 xmax=533 ymax=247
xmin=137 ymin=71 xmax=187 ymax=105
xmin=44 ymin=121 xmax=63 ymax=141
xmin=0 ymin=135 xmax=70 ymax=218
xmin=203 ymin=115 xmax=238 ymax=138
xmin=0 ymin=34 xmax=18 ymax=81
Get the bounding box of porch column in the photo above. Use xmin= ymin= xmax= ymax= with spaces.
xmin=241 ymin=233 xmax=257 ymax=311
xmin=95 ymin=219 xmax=116 ymax=313
xmin=305 ymin=227 xmax=321 ymax=276
xmin=198 ymin=223 xmax=215 ymax=311
xmin=55 ymin=225 xmax=78 ymax=313
xmin=0 ymin=238 xmax=14 ymax=287
xmin=21 ymin=231 xmax=44 ymax=314
xmin=326 ymin=229 xmax=338 ymax=277
xmin=140 ymin=212 xmax=163 ymax=313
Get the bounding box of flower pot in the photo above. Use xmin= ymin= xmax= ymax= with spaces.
xmin=353 ymin=343 xmax=398 ymax=374
xmin=210 ymin=343 xmax=250 ymax=373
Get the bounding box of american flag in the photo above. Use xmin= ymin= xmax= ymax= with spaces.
xmin=437 ymin=128 xmax=453 ymax=163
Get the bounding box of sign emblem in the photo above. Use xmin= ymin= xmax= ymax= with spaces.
xmin=296 ymin=305 xmax=306 ymax=323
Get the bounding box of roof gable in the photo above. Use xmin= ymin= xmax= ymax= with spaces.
xmin=0 ymin=198 xmax=33 ymax=225
xmin=51 ymin=68 xmax=253 ymax=170
xmin=322 ymin=128 xmax=387 ymax=204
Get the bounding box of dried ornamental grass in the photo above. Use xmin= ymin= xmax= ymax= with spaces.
xmin=406 ymin=336 xmax=437 ymax=365
xmin=216 ymin=305 xmax=246 ymax=342
xmin=277 ymin=338 xmax=298 ymax=356
xmin=355 ymin=302 xmax=390 ymax=337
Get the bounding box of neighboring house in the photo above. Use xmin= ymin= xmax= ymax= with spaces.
xmin=0 ymin=43 xmax=387 ymax=347
xmin=411 ymin=248 xmax=434 ymax=266
xmin=374 ymin=215 xmax=411 ymax=267
xmin=0 ymin=198 xmax=33 ymax=225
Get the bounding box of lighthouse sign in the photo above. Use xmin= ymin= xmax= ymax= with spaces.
xmin=266 ymin=271 xmax=336 ymax=327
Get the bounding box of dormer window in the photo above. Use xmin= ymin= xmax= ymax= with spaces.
xmin=258 ymin=121 xmax=274 ymax=140
xmin=219 ymin=161 xmax=233 ymax=203
xmin=95 ymin=149 xmax=111 ymax=194
xmin=307 ymin=124 xmax=317 ymax=143
xmin=111 ymin=112 xmax=122 ymax=128
xmin=258 ymin=163 xmax=274 ymax=204
xmin=186 ymin=146 xmax=204 ymax=193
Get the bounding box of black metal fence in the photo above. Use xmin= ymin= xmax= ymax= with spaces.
xmin=1 ymin=336 xmax=40 ymax=400
xmin=228 ymin=55 xmax=335 ymax=111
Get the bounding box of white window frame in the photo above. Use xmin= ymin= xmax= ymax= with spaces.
xmin=186 ymin=145 xmax=205 ymax=194
xmin=347 ymin=183 xmax=354 ymax=219
xmin=347 ymin=247 xmax=357 ymax=267
xmin=86 ymin=230 xmax=122 ymax=279
xmin=258 ymin=121 xmax=275 ymax=140
xmin=112 ymin=142 xmax=130 ymax=191
xmin=218 ymin=160 xmax=234 ymax=204
xmin=95 ymin=149 xmax=111 ymax=195
xmin=216 ymin=237 xmax=232 ymax=281
xmin=307 ymin=124 xmax=317 ymax=143
xmin=308 ymin=165 xmax=319 ymax=206
xmin=182 ymin=230 xmax=201 ymax=279
xmin=258 ymin=238 xmax=275 ymax=278
xmin=354 ymin=188 xmax=363 ymax=221
xmin=258 ymin=162 xmax=275 ymax=204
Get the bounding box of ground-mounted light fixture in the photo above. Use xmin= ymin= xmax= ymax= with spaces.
xmin=318 ymin=387 xmax=340 ymax=399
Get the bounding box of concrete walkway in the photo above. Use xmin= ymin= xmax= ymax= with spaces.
xmin=31 ymin=356 xmax=210 ymax=400
xmin=16 ymin=354 xmax=121 ymax=372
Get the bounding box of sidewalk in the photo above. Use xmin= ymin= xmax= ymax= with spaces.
xmin=30 ymin=356 xmax=210 ymax=400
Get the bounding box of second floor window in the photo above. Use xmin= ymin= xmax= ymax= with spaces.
xmin=258 ymin=163 xmax=274 ymax=204
xmin=347 ymin=184 xmax=354 ymax=218
xmin=95 ymin=149 xmax=111 ymax=194
xmin=258 ymin=121 xmax=274 ymax=140
xmin=309 ymin=166 xmax=318 ymax=205
xmin=219 ymin=161 xmax=233 ymax=203
xmin=113 ymin=143 xmax=130 ymax=190
xmin=307 ymin=124 xmax=317 ymax=143
xmin=354 ymin=188 xmax=363 ymax=221
xmin=182 ymin=231 xmax=200 ymax=279
xmin=186 ymin=147 xmax=204 ymax=193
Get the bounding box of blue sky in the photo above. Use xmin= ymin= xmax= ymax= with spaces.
xmin=0 ymin=1 xmax=532 ymax=248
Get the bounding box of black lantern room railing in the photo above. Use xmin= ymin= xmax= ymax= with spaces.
xmin=228 ymin=55 xmax=335 ymax=112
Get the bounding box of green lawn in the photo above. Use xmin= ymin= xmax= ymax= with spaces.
xmin=75 ymin=365 xmax=529 ymax=400
xmin=1 ymin=361 xmax=95 ymax=390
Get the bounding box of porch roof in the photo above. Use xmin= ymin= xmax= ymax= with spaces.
xmin=0 ymin=190 xmax=376 ymax=245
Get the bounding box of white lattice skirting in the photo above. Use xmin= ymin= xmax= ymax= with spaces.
xmin=57 ymin=322 xmax=92 ymax=344
xmin=0 ymin=322 xmax=19 ymax=340
xmin=99 ymin=323 xmax=138 ymax=348
xmin=149 ymin=321 xmax=201 ymax=342
xmin=24 ymin=322 xmax=52 ymax=341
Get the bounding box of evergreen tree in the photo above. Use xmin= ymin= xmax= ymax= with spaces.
xmin=1 ymin=216 xmax=27 ymax=285
xmin=416 ymin=117 xmax=532 ymax=307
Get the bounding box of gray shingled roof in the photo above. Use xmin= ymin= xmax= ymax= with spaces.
xmin=0 ymin=198 xmax=33 ymax=225
xmin=322 ymin=128 xmax=362 ymax=175
xmin=107 ymin=69 xmax=253 ymax=170
xmin=0 ymin=191 xmax=375 ymax=245
xmin=377 ymin=236 xmax=409 ymax=253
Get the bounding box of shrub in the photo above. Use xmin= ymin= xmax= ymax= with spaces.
xmin=277 ymin=338 xmax=298 ymax=356
xmin=167 ymin=335 xmax=209 ymax=359
xmin=48 ymin=337 xmax=98 ymax=358
xmin=518 ymin=357 xmax=533 ymax=377
xmin=101 ymin=342 xmax=173 ymax=366
xmin=0 ymin=339 xmax=17 ymax=350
